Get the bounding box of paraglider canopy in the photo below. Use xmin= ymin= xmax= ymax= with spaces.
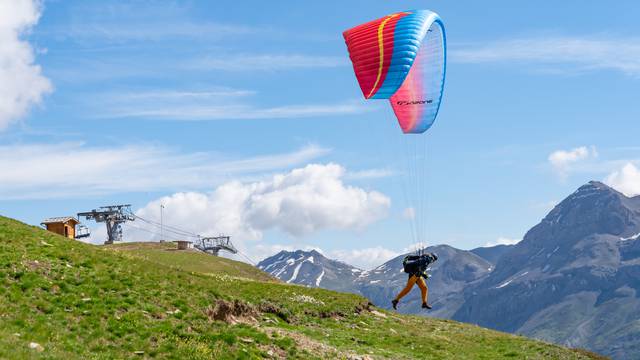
xmin=343 ymin=10 xmax=446 ymax=134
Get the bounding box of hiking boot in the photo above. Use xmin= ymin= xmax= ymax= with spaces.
xmin=422 ymin=302 xmax=432 ymax=310
xmin=392 ymin=299 xmax=398 ymax=310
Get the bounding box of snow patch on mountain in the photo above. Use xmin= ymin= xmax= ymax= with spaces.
xmin=496 ymin=271 xmax=529 ymax=289
xmin=315 ymin=270 xmax=324 ymax=286
xmin=620 ymin=233 xmax=640 ymax=241
xmin=287 ymin=262 xmax=304 ymax=283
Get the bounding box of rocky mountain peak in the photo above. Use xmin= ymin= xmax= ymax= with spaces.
xmin=485 ymin=182 xmax=640 ymax=283
xmin=526 ymin=182 xmax=640 ymax=248
xmin=454 ymin=181 xmax=640 ymax=358
xmin=257 ymin=248 xmax=362 ymax=291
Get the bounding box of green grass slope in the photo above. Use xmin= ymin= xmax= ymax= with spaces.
xmin=0 ymin=216 xmax=606 ymax=359
xmin=107 ymin=242 xmax=275 ymax=282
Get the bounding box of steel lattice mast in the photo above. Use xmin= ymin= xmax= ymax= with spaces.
xmin=195 ymin=236 xmax=238 ymax=256
xmin=77 ymin=205 xmax=135 ymax=244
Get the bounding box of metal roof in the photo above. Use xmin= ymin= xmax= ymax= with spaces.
xmin=41 ymin=216 xmax=79 ymax=225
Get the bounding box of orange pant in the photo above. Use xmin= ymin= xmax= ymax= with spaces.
xmin=394 ymin=275 xmax=428 ymax=303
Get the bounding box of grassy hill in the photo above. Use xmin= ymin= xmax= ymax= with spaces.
xmin=107 ymin=242 xmax=275 ymax=282
xmin=0 ymin=215 xmax=606 ymax=359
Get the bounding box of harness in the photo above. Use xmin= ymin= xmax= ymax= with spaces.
xmin=402 ymin=254 xmax=435 ymax=279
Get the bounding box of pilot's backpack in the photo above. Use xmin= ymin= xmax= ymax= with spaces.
xmin=402 ymin=255 xmax=422 ymax=274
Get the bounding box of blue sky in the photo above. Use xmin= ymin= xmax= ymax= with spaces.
xmin=1 ymin=1 xmax=640 ymax=268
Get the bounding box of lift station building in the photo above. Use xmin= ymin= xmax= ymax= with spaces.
xmin=41 ymin=217 xmax=79 ymax=239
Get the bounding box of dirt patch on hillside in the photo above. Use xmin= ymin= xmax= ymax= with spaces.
xmin=22 ymin=259 xmax=53 ymax=278
xmin=258 ymin=301 xmax=294 ymax=323
xmin=205 ymin=299 xmax=375 ymax=358
xmin=263 ymin=327 xmax=374 ymax=360
xmin=256 ymin=343 xmax=288 ymax=360
xmin=355 ymin=301 xmax=373 ymax=314
xmin=206 ymin=299 xmax=296 ymax=325
xmin=205 ymin=299 xmax=259 ymax=325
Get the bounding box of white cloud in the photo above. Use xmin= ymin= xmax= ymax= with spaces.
xmin=548 ymin=146 xmax=598 ymax=179
xmin=484 ymin=237 xmax=521 ymax=247
xmin=43 ymin=2 xmax=331 ymax=44
xmin=549 ymin=146 xmax=592 ymax=167
xmin=346 ymin=168 xmax=394 ymax=180
xmin=329 ymin=246 xmax=399 ymax=270
xmin=115 ymin=89 xmax=256 ymax=100
xmin=401 ymin=242 xmax=432 ymax=254
xmin=248 ymin=243 xmax=325 ymax=264
xmin=251 ymin=243 xmax=296 ymax=259
xmin=0 ymin=142 xmax=329 ymax=199
xmin=605 ymin=163 xmax=640 ymax=197
xmin=63 ymin=22 xmax=257 ymax=42
xmin=124 ymin=164 xmax=391 ymax=260
xmin=43 ymin=2 xmax=260 ymax=42
xmin=0 ymin=0 xmax=52 ymax=130
xmin=452 ymin=36 xmax=640 ymax=76
xmin=103 ymin=102 xmax=369 ymax=121
xmin=190 ymin=54 xmax=346 ymax=71
xmin=96 ymin=89 xmax=371 ymax=121
xmin=242 ymin=164 xmax=390 ymax=236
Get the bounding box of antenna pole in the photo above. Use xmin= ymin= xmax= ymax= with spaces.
xmin=160 ymin=204 xmax=164 ymax=243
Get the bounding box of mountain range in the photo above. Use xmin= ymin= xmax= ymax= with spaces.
xmin=257 ymin=181 xmax=640 ymax=359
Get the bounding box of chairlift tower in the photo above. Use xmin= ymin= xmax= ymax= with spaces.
xmin=195 ymin=235 xmax=238 ymax=256
xmin=77 ymin=205 xmax=135 ymax=244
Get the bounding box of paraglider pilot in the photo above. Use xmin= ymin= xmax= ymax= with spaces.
xmin=392 ymin=252 xmax=438 ymax=310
